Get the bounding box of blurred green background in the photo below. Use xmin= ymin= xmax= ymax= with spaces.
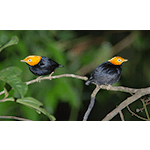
xmin=0 ymin=30 xmax=150 ymax=121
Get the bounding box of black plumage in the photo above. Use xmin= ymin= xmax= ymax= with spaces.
xmin=26 ymin=56 xmax=63 ymax=76
xmin=85 ymin=61 xmax=123 ymax=86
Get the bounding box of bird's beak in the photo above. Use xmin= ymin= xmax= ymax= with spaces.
xmin=123 ymin=59 xmax=128 ymax=62
xmin=20 ymin=60 xmax=26 ymax=62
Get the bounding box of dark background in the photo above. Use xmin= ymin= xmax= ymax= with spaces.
xmin=0 ymin=30 xmax=149 ymax=121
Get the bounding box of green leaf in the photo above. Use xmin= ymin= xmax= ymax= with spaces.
xmin=7 ymin=75 xmax=27 ymax=98
xmin=17 ymin=97 xmax=43 ymax=106
xmin=0 ymin=67 xmax=28 ymax=98
xmin=1 ymin=97 xmax=56 ymax=121
xmin=0 ymin=36 xmax=19 ymax=52
xmin=3 ymin=97 xmax=56 ymax=121
xmin=4 ymin=97 xmax=15 ymax=102
xmin=0 ymin=66 xmax=21 ymax=79
xmin=17 ymin=97 xmax=56 ymax=121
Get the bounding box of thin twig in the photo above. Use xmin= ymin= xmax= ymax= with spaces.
xmin=119 ymin=110 xmax=125 ymax=121
xmin=83 ymin=97 xmax=95 ymax=121
xmin=102 ymin=88 xmax=150 ymax=121
xmin=141 ymin=99 xmax=150 ymax=120
xmin=76 ymin=31 xmax=140 ymax=75
xmin=83 ymin=85 xmax=101 ymax=121
xmin=0 ymin=90 xmax=5 ymax=96
xmin=136 ymin=97 xmax=150 ymax=113
xmin=0 ymin=74 xmax=142 ymax=96
xmin=0 ymin=116 xmax=32 ymax=121
xmin=127 ymin=106 xmax=147 ymax=121
xmin=26 ymin=74 xmax=88 ymax=85
xmin=0 ymin=73 xmax=150 ymax=121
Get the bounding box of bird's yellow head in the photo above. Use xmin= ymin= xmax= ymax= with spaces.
xmin=20 ymin=55 xmax=42 ymax=66
xmin=108 ymin=56 xmax=128 ymax=65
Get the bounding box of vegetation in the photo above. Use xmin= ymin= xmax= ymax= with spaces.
xmin=0 ymin=30 xmax=150 ymax=121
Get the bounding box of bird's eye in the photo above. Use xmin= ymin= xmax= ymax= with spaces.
xmin=28 ymin=59 xmax=32 ymax=62
xmin=118 ymin=59 xmax=121 ymax=62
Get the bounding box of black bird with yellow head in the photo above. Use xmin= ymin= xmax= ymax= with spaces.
xmin=21 ymin=55 xmax=64 ymax=76
xmin=85 ymin=56 xmax=128 ymax=86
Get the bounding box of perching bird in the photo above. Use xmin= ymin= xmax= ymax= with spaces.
xmin=20 ymin=55 xmax=64 ymax=76
xmin=85 ymin=56 xmax=128 ymax=86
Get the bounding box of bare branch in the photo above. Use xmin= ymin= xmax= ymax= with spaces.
xmin=127 ymin=106 xmax=147 ymax=121
xmin=76 ymin=31 xmax=140 ymax=75
xmin=119 ymin=110 xmax=125 ymax=121
xmin=102 ymin=87 xmax=150 ymax=121
xmin=99 ymin=84 xmax=139 ymax=94
xmin=0 ymin=90 xmax=5 ymax=96
xmin=83 ymin=85 xmax=101 ymax=121
xmin=0 ymin=116 xmax=32 ymax=121
xmin=0 ymin=74 xmax=141 ymax=96
xmin=0 ymin=72 xmax=149 ymax=121
xmin=26 ymin=74 xmax=88 ymax=85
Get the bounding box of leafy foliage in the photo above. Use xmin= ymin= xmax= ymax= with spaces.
xmin=0 ymin=35 xmax=55 ymax=120
xmin=7 ymin=97 xmax=55 ymax=121
xmin=0 ymin=67 xmax=27 ymax=98
xmin=0 ymin=36 xmax=19 ymax=52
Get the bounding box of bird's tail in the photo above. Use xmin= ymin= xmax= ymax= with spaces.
xmin=58 ymin=65 xmax=64 ymax=68
xmin=85 ymin=80 xmax=91 ymax=86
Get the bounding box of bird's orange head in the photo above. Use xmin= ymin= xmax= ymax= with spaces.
xmin=108 ymin=56 xmax=128 ymax=65
xmin=20 ymin=55 xmax=42 ymax=66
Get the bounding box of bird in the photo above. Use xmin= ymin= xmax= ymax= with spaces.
xmin=20 ymin=55 xmax=64 ymax=77
xmin=85 ymin=56 xmax=128 ymax=86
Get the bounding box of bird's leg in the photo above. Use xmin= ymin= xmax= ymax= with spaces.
xmin=35 ymin=76 xmax=42 ymax=82
xmin=49 ymin=71 xmax=54 ymax=80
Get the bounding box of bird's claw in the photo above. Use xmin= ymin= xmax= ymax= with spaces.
xmin=106 ymin=84 xmax=111 ymax=90
xmin=49 ymin=71 xmax=54 ymax=80
xmin=49 ymin=76 xmax=52 ymax=80
xmin=35 ymin=76 xmax=42 ymax=82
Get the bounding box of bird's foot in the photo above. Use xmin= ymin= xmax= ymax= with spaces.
xmin=49 ymin=71 xmax=54 ymax=80
xmin=35 ymin=76 xmax=42 ymax=82
xmin=106 ymin=84 xmax=111 ymax=90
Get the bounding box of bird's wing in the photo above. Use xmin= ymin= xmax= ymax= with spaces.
xmin=90 ymin=63 xmax=121 ymax=85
